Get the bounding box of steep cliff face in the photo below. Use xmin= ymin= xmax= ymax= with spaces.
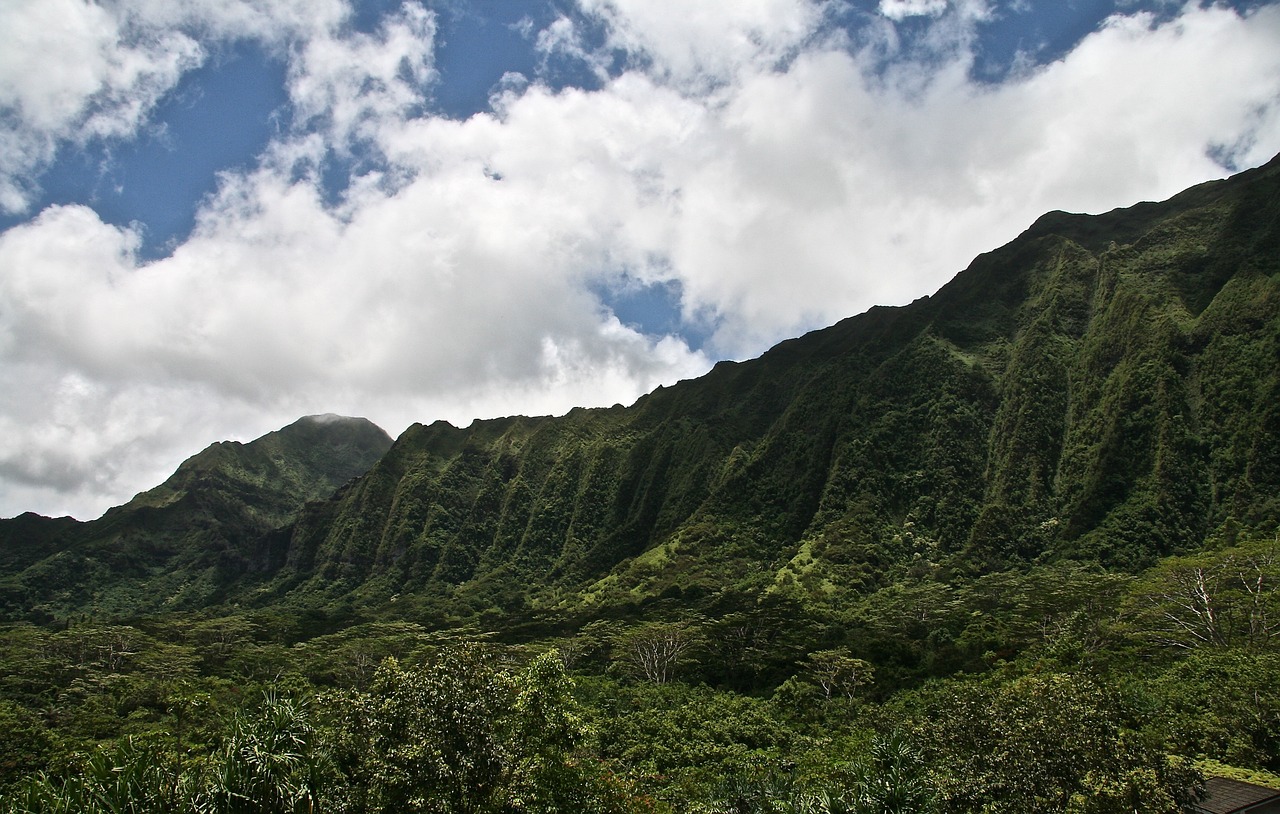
xmin=4 ymin=158 xmax=1277 ymax=624
xmin=267 ymin=156 xmax=1280 ymax=618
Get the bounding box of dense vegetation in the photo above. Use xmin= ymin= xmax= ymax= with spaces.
xmin=0 ymin=415 xmax=392 ymax=620
xmin=1 ymin=542 xmax=1276 ymax=811
xmin=1 ymin=155 xmax=1278 ymax=810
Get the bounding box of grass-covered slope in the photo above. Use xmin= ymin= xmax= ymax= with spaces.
xmin=264 ymin=155 xmax=1280 ymax=622
xmin=0 ymin=415 xmax=393 ymax=619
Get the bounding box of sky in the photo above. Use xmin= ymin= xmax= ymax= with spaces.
xmin=1 ymin=0 xmax=1279 ymax=521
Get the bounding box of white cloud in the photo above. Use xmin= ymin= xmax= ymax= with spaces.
xmin=541 ymin=1 xmax=1280 ymax=353
xmin=126 ymin=0 xmax=349 ymax=42
xmin=877 ymin=0 xmax=993 ymax=24
xmin=288 ymin=3 xmax=436 ymax=151
xmin=0 ymin=0 xmax=198 ymax=212
xmin=2 ymin=0 xmax=1280 ymax=519
xmin=576 ymin=0 xmax=828 ymax=88
xmin=0 ymin=365 xmax=255 ymax=519
xmin=0 ymin=126 xmax=712 ymax=517
xmin=0 ymin=0 xmax=355 ymax=214
xmin=879 ymin=0 xmax=950 ymax=20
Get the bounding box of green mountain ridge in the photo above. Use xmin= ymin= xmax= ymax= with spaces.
xmin=2 ymin=156 xmax=1278 ymax=629
xmin=259 ymin=154 xmax=1280 ymax=625
xmin=2 ymin=157 xmax=1280 ymax=814
xmin=0 ymin=415 xmax=393 ymax=619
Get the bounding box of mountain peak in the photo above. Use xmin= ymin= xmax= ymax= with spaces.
xmin=297 ymin=413 xmax=379 ymax=428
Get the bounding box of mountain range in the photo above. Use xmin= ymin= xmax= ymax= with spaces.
xmin=2 ymin=153 xmax=1278 ymax=630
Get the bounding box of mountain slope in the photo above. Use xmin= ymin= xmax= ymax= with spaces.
xmin=3 ymin=158 xmax=1278 ymax=626
xmin=263 ymin=156 xmax=1280 ymax=622
xmin=0 ymin=415 xmax=393 ymax=619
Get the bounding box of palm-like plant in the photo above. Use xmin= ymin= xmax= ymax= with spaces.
xmin=0 ymin=737 xmax=175 ymax=814
xmin=192 ymin=692 xmax=327 ymax=814
xmin=846 ymin=732 xmax=935 ymax=814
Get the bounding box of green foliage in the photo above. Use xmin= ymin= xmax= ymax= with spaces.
xmin=613 ymin=620 xmax=704 ymax=684
xmin=320 ymin=646 xmax=649 ymax=814
xmin=1194 ymin=759 xmax=1280 ymax=790
xmin=582 ymin=678 xmax=810 ymax=806
xmin=193 ymin=692 xmax=328 ymax=814
xmin=324 ymin=648 xmax=513 ymax=813
xmin=0 ymin=698 xmax=57 ymax=789
xmin=801 ymin=650 xmax=874 ymax=701
xmin=847 ymin=562 xmax=1130 ymax=682
xmin=2 ymin=736 xmax=177 ymax=814
xmin=909 ymin=672 xmax=1200 ymax=813
xmin=845 ymin=732 xmax=936 ymax=814
xmin=1146 ymin=649 xmax=1280 ymax=770
xmin=4 ymin=139 xmax=1280 ymax=814
xmin=1120 ymin=537 xmax=1280 ymax=652
xmin=1 ymin=644 xmax=654 ymax=814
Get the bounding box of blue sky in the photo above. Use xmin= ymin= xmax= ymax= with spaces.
xmin=7 ymin=0 xmax=1249 ymax=263
xmin=1 ymin=0 xmax=1279 ymax=519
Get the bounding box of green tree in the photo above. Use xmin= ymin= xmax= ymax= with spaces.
xmin=1147 ymin=649 xmax=1280 ymax=770
xmin=615 ymin=621 xmax=703 ymax=685
xmin=0 ymin=699 xmax=56 ymax=790
xmin=1121 ymin=539 xmax=1280 ymax=652
xmin=326 ymin=646 xmax=649 ymax=814
xmin=509 ymin=652 xmax=646 ymax=814
xmin=912 ymin=672 xmax=1198 ymax=813
xmin=326 ymin=648 xmax=512 ymax=813
xmin=803 ymin=650 xmax=874 ymax=701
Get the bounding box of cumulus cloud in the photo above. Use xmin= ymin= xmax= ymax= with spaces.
xmin=0 ymin=0 xmax=193 ymax=212
xmin=288 ymin=3 xmax=436 ymax=150
xmin=534 ymin=0 xmax=1280 ymax=352
xmin=879 ymin=0 xmax=951 ymax=20
xmin=0 ymin=0 xmax=360 ymax=215
xmin=2 ymin=0 xmax=1280 ymax=519
xmin=0 ymin=365 xmax=257 ymax=519
xmin=575 ymin=0 xmax=828 ymax=87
